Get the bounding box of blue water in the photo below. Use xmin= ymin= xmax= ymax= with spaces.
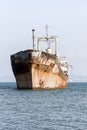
xmin=0 ymin=82 xmax=87 ymax=130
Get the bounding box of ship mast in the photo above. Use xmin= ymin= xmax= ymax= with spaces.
xmin=45 ymin=24 xmax=48 ymax=38
xmin=37 ymin=25 xmax=58 ymax=56
xmin=45 ymin=25 xmax=50 ymax=48
xmin=32 ymin=29 xmax=35 ymax=50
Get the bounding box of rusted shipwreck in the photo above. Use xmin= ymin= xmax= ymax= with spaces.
xmin=11 ymin=27 xmax=68 ymax=89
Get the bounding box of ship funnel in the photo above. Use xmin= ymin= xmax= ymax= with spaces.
xmin=32 ymin=29 xmax=35 ymax=50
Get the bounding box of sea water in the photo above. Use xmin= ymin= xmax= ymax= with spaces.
xmin=0 ymin=82 xmax=87 ymax=130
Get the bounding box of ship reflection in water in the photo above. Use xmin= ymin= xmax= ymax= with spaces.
xmin=10 ymin=25 xmax=68 ymax=89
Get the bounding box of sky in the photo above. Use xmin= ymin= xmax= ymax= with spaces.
xmin=0 ymin=0 xmax=87 ymax=82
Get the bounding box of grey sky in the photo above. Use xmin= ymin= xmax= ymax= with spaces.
xmin=0 ymin=0 xmax=87 ymax=82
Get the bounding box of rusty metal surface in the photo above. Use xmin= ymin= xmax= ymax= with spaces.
xmin=11 ymin=50 xmax=68 ymax=89
xmin=32 ymin=64 xmax=67 ymax=89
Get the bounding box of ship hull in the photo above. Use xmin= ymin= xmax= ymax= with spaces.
xmin=11 ymin=50 xmax=68 ymax=89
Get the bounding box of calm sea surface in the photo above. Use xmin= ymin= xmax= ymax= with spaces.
xmin=0 ymin=82 xmax=87 ymax=130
